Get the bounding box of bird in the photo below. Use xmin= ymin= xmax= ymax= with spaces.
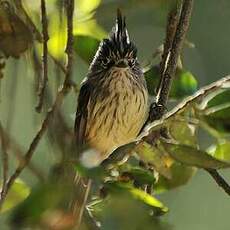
xmin=75 ymin=9 xmax=149 ymax=167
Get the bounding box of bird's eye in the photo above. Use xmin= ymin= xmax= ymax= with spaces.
xmin=101 ymin=59 xmax=114 ymax=68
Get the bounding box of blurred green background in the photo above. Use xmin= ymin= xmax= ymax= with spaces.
xmin=0 ymin=0 xmax=230 ymax=229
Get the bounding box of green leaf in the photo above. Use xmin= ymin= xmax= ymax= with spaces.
xmin=205 ymin=89 xmax=230 ymax=108
xmin=201 ymin=89 xmax=230 ymax=134
xmin=209 ymin=141 xmax=230 ymax=162
xmin=135 ymin=142 xmax=172 ymax=179
xmin=121 ymin=166 xmax=156 ymax=185
xmin=144 ymin=66 xmax=198 ymax=99
xmin=170 ymin=69 xmax=198 ymax=99
xmin=1 ymin=179 xmax=30 ymax=213
xmin=154 ymin=163 xmax=196 ymax=194
xmin=74 ymin=35 xmax=100 ymax=63
xmin=162 ymin=142 xmax=230 ymax=169
xmin=105 ymin=181 xmax=168 ymax=214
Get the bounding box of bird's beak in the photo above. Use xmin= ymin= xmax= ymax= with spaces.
xmin=115 ymin=59 xmax=128 ymax=68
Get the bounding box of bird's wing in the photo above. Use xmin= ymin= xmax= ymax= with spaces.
xmin=74 ymin=79 xmax=92 ymax=146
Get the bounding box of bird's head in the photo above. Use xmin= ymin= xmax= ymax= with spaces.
xmin=90 ymin=9 xmax=140 ymax=74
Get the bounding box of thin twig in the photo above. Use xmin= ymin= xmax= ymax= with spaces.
xmin=0 ymin=0 xmax=75 ymax=206
xmin=64 ymin=0 xmax=75 ymax=86
xmin=206 ymin=169 xmax=230 ymax=196
xmin=49 ymin=53 xmax=67 ymax=74
xmin=0 ymin=122 xmax=9 ymax=208
xmin=49 ymin=53 xmax=78 ymax=91
xmin=36 ymin=0 xmax=49 ymax=112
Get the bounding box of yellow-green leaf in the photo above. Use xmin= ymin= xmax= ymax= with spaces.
xmin=135 ymin=142 xmax=172 ymax=179
xmin=1 ymin=179 xmax=30 ymax=213
xmin=168 ymin=120 xmax=197 ymax=146
xmin=105 ymin=181 xmax=168 ymax=214
xmin=209 ymin=141 xmax=230 ymax=162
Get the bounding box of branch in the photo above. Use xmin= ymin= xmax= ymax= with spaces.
xmin=156 ymin=0 xmax=194 ymax=116
xmin=0 ymin=125 xmax=45 ymax=181
xmin=0 ymin=0 xmax=75 ymax=206
xmin=206 ymin=169 xmax=230 ymax=196
xmin=64 ymin=0 xmax=75 ymax=86
xmin=156 ymin=4 xmax=179 ymax=100
xmin=36 ymin=0 xmax=49 ymax=112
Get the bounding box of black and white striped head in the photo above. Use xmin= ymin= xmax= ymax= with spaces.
xmin=90 ymin=10 xmax=139 ymax=73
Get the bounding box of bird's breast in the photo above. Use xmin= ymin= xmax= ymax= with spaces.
xmin=86 ymin=68 xmax=148 ymax=161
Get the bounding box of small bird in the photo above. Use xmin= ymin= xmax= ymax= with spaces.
xmin=75 ymin=10 xmax=148 ymax=166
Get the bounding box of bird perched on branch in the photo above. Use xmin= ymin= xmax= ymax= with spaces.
xmin=75 ymin=9 xmax=148 ymax=167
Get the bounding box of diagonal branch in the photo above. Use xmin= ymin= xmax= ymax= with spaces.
xmin=0 ymin=124 xmax=45 ymax=182
xmin=206 ymin=169 xmax=230 ymax=196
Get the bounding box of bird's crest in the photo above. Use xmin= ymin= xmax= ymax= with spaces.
xmin=89 ymin=9 xmax=137 ymax=71
xmin=111 ymin=9 xmax=130 ymax=53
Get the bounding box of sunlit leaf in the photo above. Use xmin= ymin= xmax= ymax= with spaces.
xmin=75 ymin=19 xmax=106 ymax=40
xmin=0 ymin=179 xmax=30 ymax=213
xmin=76 ymin=0 xmax=101 ymax=15
xmin=144 ymin=66 xmax=198 ymax=99
xmin=74 ymin=35 xmax=100 ymax=63
xmin=48 ymin=19 xmax=105 ymax=58
xmin=135 ymin=142 xmax=172 ymax=179
xmin=162 ymin=142 xmax=230 ymax=169
xmin=105 ymin=181 xmax=168 ymax=214
xmin=209 ymin=141 xmax=230 ymax=162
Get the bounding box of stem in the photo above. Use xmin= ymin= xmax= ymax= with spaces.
xmin=36 ymin=0 xmax=49 ymax=112
xmin=206 ymin=169 xmax=230 ymax=196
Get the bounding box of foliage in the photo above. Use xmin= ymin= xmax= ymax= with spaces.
xmin=0 ymin=0 xmax=230 ymax=229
